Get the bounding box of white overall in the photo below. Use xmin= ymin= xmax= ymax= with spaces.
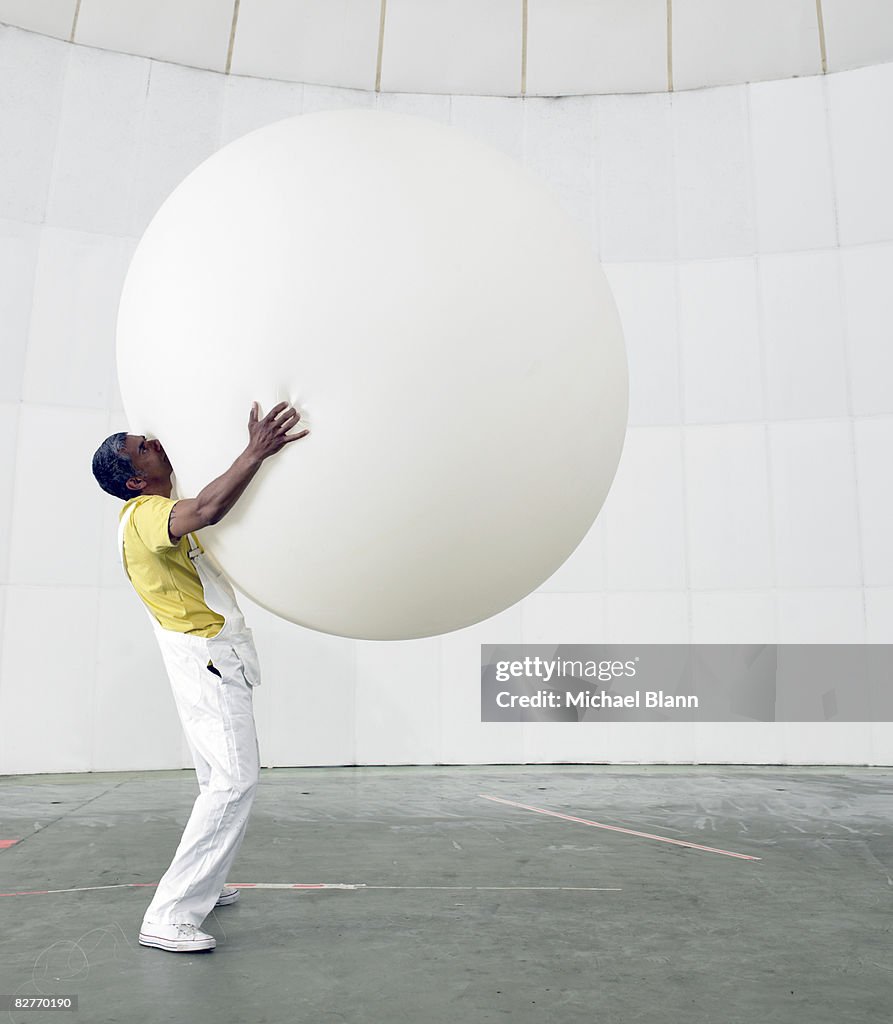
xmin=118 ymin=502 xmax=261 ymax=928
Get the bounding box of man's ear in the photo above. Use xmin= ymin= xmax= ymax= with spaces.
xmin=126 ymin=478 xmax=145 ymax=492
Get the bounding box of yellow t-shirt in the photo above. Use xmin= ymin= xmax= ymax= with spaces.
xmin=120 ymin=495 xmax=225 ymax=638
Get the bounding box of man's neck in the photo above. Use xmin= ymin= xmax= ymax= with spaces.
xmin=132 ymin=484 xmax=173 ymax=499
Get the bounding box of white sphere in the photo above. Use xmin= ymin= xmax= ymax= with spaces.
xmin=117 ymin=110 xmax=627 ymax=641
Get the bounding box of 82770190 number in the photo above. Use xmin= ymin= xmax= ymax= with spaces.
xmin=0 ymin=996 xmax=77 ymax=1011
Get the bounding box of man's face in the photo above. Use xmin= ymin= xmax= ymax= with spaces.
xmin=121 ymin=434 xmax=172 ymax=493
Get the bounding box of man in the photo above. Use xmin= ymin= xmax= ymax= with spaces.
xmin=91 ymin=401 xmax=308 ymax=953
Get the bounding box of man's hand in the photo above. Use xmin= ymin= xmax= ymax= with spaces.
xmin=247 ymin=401 xmax=309 ymax=462
xmin=186 ymin=402 xmax=310 ymax=527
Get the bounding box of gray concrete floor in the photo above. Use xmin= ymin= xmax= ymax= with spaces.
xmin=0 ymin=765 xmax=891 ymax=1024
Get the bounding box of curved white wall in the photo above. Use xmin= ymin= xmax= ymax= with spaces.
xmin=1 ymin=25 xmax=891 ymax=772
xmin=4 ymin=0 xmax=893 ymax=95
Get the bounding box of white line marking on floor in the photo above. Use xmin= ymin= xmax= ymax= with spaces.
xmin=479 ymin=794 xmax=762 ymax=861
xmin=0 ymin=882 xmax=621 ymax=898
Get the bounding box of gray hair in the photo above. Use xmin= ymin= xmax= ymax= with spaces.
xmin=91 ymin=432 xmax=139 ymax=501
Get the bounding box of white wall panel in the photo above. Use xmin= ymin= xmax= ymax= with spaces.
xmin=869 ymin=725 xmax=893 ymax=768
xmin=301 ymin=82 xmax=375 ymax=115
xmin=0 ymin=27 xmax=68 ymax=223
xmin=521 ymin=722 xmax=617 ymax=766
xmin=854 ymin=417 xmax=893 ymax=586
xmin=380 ymin=0 xmax=520 ymax=95
xmin=129 ymin=61 xmax=225 ymax=238
xmin=45 ymin=46 xmax=148 ymax=236
xmin=600 ymin=723 xmax=698 ymax=765
xmin=449 ymin=94 xmax=523 ymax=163
xmin=109 ymin=366 xmax=124 ymax=416
xmin=677 ymin=259 xmax=763 ymax=424
xmin=381 ymin=0 xmax=520 ymax=96
xmin=672 ymin=0 xmax=821 ymax=91
xmin=355 ymin=638 xmax=442 ymax=764
xmin=520 ymin=593 xmax=605 ymax=644
xmin=376 ymin=90 xmax=450 ymax=124
xmin=0 ymin=1 xmax=74 ymax=40
xmin=0 ymin=586 xmax=97 ymax=772
xmin=769 ymin=421 xmax=862 ymax=588
xmin=0 ymin=402 xmax=19 ymax=584
xmin=673 ymin=86 xmax=755 ymax=259
xmin=523 ymin=95 xmax=598 ymax=253
xmin=827 ymin=62 xmax=893 ymax=246
xmin=782 ymin=723 xmax=873 ymax=765
xmin=690 ymin=591 xmax=776 ymax=643
xmin=8 ymin=405 xmax=108 ymax=586
xmin=76 ymin=0 xmax=233 ymax=72
xmin=749 ymin=76 xmax=837 ymax=253
xmin=24 ymin=227 xmax=131 ymax=409
xmin=840 ymin=244 xmax=893 ymax=416
xmin=602 ymin=428 xmax=687 ymax=591
xmin=527 ymin=0 xmax=666 ymax=96
xmin=605 ymin=591 xmax=689 ymax=642
xmin=232 ymin=0 xmax=380 ymax=91
xmin=822 ymin=0 xmax=893 ymax=72
xmin=221 ymin=74 xmax=303 ymax=147
xmin=685 ymin=424 xmax=773 ymax=590
xmin=777 ymin=589 xmax=866 ymax=643
xmin=693 ymin=723 xmax=785 ymax=764
xmin=597 ymin=93 xmax=676 ymax=262
xmin=0 ymin=218 xmax=40 ymax=403
xmin=759 ymin=251 xmax=848 ymax=421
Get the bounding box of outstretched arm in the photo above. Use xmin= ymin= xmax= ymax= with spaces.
xmin=168 ymin=402 xmax=308 ymax=540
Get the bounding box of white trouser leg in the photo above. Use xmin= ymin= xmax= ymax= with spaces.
xmin=184 ymin=727 xmax=212 ymax=794
xmin=143 ymin=649 xmax=260 ymax=928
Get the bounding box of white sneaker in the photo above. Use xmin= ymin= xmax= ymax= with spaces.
xmin=215 ymin=886 xmax=240 ymax=907
xmin=139 ymin=922 xmax=216 ymax=953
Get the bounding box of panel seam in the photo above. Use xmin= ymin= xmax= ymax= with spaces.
xmin=225 ymin=0 xmax=241 ymax=75
xmin=521 ymin=0 xmax=528 ymax=96
xmin=69 ymin=0 xmax=82 ymax=41
xmin=816 ymin=0 xmax=828 ymax=74
xmin=375 ymin=0 xmax=387 ymax=92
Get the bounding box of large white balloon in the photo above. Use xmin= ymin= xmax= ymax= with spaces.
xmin=117 ymin=109 xmax=627 ymax=641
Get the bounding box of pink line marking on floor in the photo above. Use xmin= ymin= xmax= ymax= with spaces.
xmin=227 ymin=883 xmax=353 ymax=890
xmin=0 ymin=839 xmax=19 ymax=849
xmin=479 ymin=794 xmax=762 ymax=861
